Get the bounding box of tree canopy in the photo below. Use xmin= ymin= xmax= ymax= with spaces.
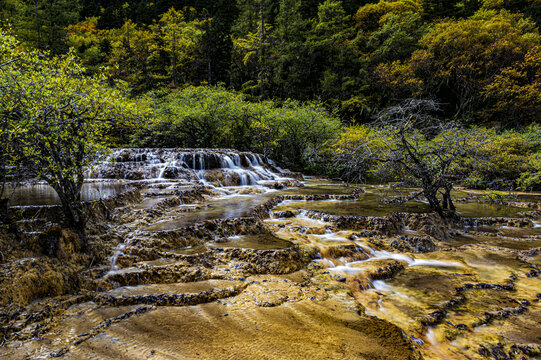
xmin=1 ymin=0 xmax=537 ymax=125
xmin=0 ymin=28 xmax=146 ymax=238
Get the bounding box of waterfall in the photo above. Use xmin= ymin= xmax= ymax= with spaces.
xmin=89 ymin=148 xmax=291 ymax=187
xmin=109 ymin=230 xmax=140 ymax=273
xmin=233 ymin=154 xmax=241 ymax=167
xmin=239 ymin=172 xmax=248 ymax=186
xmin=221 ymin=155 xmax=236 ymax=169
xmin=198 ymin=154 xmax=205 ymax=170
xmin=158 ymin=162 xmax=170 ymax=179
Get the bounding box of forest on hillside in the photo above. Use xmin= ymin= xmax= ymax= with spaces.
xmin=1 ymin=0 xmax=540 ymax=195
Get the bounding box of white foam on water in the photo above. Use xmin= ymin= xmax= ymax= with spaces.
xmin=313 ymin=258 xmax=335 ymax=268
xmin=426 ymin=328 xmax=438 ymax=346
xmin=109 ymin=230 xmax=140 ymax=273
xmin=364 ymin=250 xmax=463 ymax=268
xmin=410 ymin=259 xmax=463 ymax=267
xmin=295 ymin=211 xmax=331 ymax=226
xmin=377 ymin=298 xmax=386 ymax=312
xmin=425 ymin=328 xmax=456 ymax=360
xmin=370 ymin=280 xmax=411 ymax=300
xmin=372 ymin=280 xmax=393 ymax=291
xmin=355 ymin=242 xmax=376 ymax=256
xmin=403 ymin=226 xmax=415 ymax=233
xmin=91 ymin=149 xmax=291 ymax=188
xmin=371 ymin=250 xmax=415 ymax=265
xmin=328 ymin=264 xmax=364 ymax=275
xmin=312 ymin=232 xmax=350 ymax=242
xmin=221 ymin=155 xmax=237 ymax=169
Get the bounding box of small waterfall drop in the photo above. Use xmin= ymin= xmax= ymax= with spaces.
xmin=89 ymin=148 xmax=292 ymax=187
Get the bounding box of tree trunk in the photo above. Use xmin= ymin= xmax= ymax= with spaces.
xmin=208 ymin=58 xmax=212 ymax=84
xmin=424 ymin=187 xmax=444 ymax=218
xmin=444 ymin=188 xmax=456 ymax=213
xmin=35 ymin=0 xmax=41 ymax=49
xmin=442 ymin=193 xmax=449 ymax=210
xmin=0 ymin=197 xmax=9 ymax=225
xmin=51 ymin=180 xmax=87 ymax=248
xmin=259 ymin=0 xmax=265 ymax=100
xmin=172 ymin=31 xmax=177 ymax=87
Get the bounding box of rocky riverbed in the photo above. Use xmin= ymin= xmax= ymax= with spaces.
xmin=1 ymin=151 xmax=540 ymax=359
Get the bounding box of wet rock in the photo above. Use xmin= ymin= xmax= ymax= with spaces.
xmin=133 ymin=218 xmax=269 ymax=250
xmin=461 ymin=282 xmax=515 ymax=292
xmin=510 ymin=343 xmax=541 ymax=357
xmin=102 ymin=265 xmax=213 ymax=288
xmin=388 ymin=235 xmax=436 ymax=253
xmin=473 ymin=305 xmax=528 ymax=327
xmin=399 ymin=212 xmax=455 ymax=240
xmin=508 ymin=201 xmax=541 ymax=210
xmin=463 ymin=217 xmax=534 ymax=228
xmin=345 ymin=316 xmax=422 ymax=359
xmin=257 ymin=180 xmax=303 ymax=189
xmin=252 ymin=194 xmax=359 ymax=219
xmin=518 ymin=210 xmax=541 ymax=220
xmin=320 ymin=244 xmax=369 ymax=262
xmin=369 ymin=260 xmax=405 ymax=280
xmin=300 ymin=210 xmax=400 ymax=234
xmin=95 ymin=285 xmax=247 ymax=307
xmin=218 ymin=246 xmax=316 ymax=275
xmin=161 ymin=166 xmax=182 ymax=179
xmin=273 ymin=210 xmax=299 ymax=219
xmin=349 ymin=231 xmax=382 ymax=238
xmin=422 ymin=309 xmax=447 ymax=327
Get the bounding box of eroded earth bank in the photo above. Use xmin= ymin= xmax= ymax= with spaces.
xmin=1 ymin=149 xmax=540 ymax=359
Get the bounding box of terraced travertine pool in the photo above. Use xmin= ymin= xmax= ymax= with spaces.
xmin=1 ymin=180 xmax=540 ymax=359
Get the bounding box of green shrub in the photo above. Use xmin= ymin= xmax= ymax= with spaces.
xmin=132 ymin=86 xmax=342 ymax=170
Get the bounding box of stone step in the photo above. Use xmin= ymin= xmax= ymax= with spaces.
xmin=95 ymin=280 xmax=247 ymax=307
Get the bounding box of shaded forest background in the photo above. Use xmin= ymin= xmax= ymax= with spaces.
xmin=0 ymin=0 xmax=540 ymax=191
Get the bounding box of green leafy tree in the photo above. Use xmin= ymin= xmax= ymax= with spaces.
xmin=157 ymin=8 xmax=205 ymax=87
xmin=66 ymin=17 xmax=109 ymax=73
xmin=375 ymin=9 xmax=540 ymax=122
xmin=267 ymin=0 xmax=312 ymax=100
xmin=482 ymin=45 xmax=541 ymax=125
xmin=354 ymin=0 xmax=423 ymax=33
xmin=10 ymin=0 xmax=81 ymax=54
xmin=107 ymin=20 xmax=157 ymax=92
xmin=422 ymin=0 xmax=481 ymax=20
xmin=307 ymin=0 xmax=369 ymax=118
xmin=198 ymin=0 xmax=238 ymax=84
xmin=367 ymin=11 xmax=427 ymax=63
xmin=233 ymin=19 xmax=272 ymax=98
xmin=0 ymin=29 xmax=145 ymax=242
xmin=134 ymin=86 xmax=342 ymax=170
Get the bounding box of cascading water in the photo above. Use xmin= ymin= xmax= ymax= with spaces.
xmin=87 ymin=148 xmax=296 ymax=187
xmin=109 ymin=230 xmax=140 ymax=273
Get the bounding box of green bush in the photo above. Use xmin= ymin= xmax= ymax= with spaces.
xmin=517 ymin=152 xmax=541 ymax=191
xmin=131 ymin=86 xmax=342 ymax=170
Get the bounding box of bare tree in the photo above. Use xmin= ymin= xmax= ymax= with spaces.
xmin=371 ymin=99 xmax=485 ymax=218
xmin=0 ymin=109 xmax=25 ymax=228
xmin=330 ymin=144 xmax=371 ymax=184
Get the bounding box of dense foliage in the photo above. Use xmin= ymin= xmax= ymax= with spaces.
xmin=0 ymin=28 xmax=145 ymax=237
xmin=133 ymin=86 xmax=342 ymax=169
xmin=0 ymin=0 xmax=540 ymax=216
xmin=1 ymin=0 xmax=539 ymax=125
xmin=316 ymin=122 xmax=541 ymax=191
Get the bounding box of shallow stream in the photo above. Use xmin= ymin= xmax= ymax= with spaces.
xmin=2 ymin=179 xmax=540 ymax=359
